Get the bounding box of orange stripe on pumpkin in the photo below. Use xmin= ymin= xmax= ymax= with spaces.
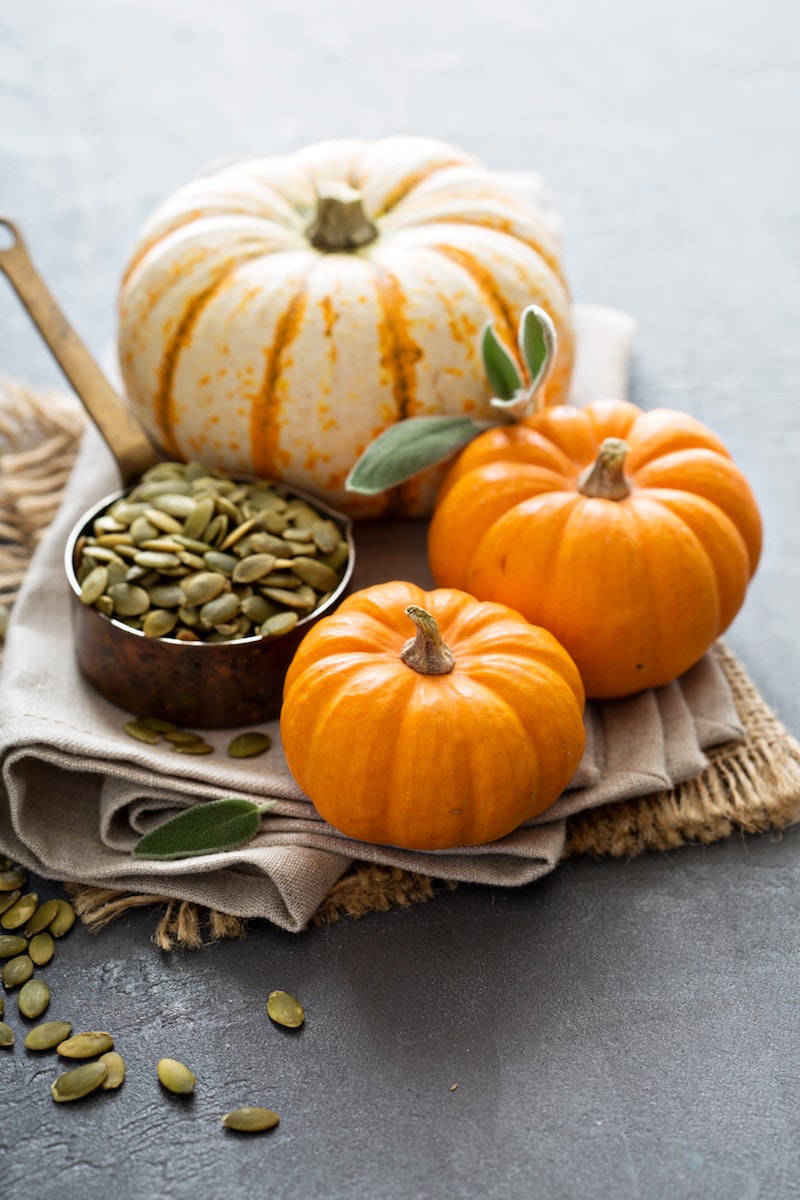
xmin=419 ymin=213 xmax=567 ymax=289
xmin=371 ymin=160 xmax=466 ymax=218
xmin=250 ymin=276 xmax=311 ymax=480
xmin=155 ymin=259 xmax=248 ymax=456
xmin=369 ymin=262 xmax=423 ymax=424
xmin=428 ymin=245 xmax=518 ymax=356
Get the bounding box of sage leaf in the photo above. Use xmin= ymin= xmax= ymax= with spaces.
xmin=518 ymin=304 xmax=556 ymax=396
xmin=131 ymin=798 xmax=277 ymax=861
xmin=345 ymin=416 xmax=488 ymax=495
xmin=481 ymin=321 xmax=524 ymax=400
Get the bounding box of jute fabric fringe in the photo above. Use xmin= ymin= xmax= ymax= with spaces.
xmin=3 ymin=377 xmax=800 ymax=948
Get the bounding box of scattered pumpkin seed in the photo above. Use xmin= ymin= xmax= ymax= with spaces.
xmin=157 ymin=1057 xmax=196 ymax=1094
xmin=29 ymin=932 xmax=55 ymax=966
xmin=124 ymin=718 xmax=161 ymax=744
xmin=0 ymin=1020 xmax=14 ymax=1046
xmin=57 ymin=1031 xmax=114 ymax=1058
xmin=18 ymin=978 xmax=50 ymax=1019
xmin=163 ymin=729 xmax=204 ymax=745
xmin=49 ymin=900 xmax=76 ymax=938
xmin=0 ymin=888 xmax=22 ymax=914
xmin=51 ymin=1060 xmax=108 ymax=1102
xmin=221 ymin=1106 xmax=280 ymax=1132
xmin=266 ymin=990 xmax=304 ymax=1029
xmin=25 ymin=1020 xmax=73 ymax=1050
xmin=227 ymin=732 xmax=272 ymax=759
xmin=99 ymin=1050 xmax=126 ymax=1089
xmin=141 ymin=716 xmax=178 ymax=733
xmin=24 ymin=897 xmax=61 ymax=937
xmin=2 ymin=954 xmax=34 ymax=989
xmin=170 ymin=740 xmax=214 ymax=755
xmin=0 ymin=892 xmax=38 ymax=930
xmin=0 ymin=994 xmax=4 ymax=1015
xmin=0 ymin=934 xmax=28 ymax=958
xmin=0 ymin=865 xmax=27 ymax=892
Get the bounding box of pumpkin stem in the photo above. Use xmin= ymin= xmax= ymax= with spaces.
xmin=306 ymin=181 xmax=379 ymax=252
xmin=400 ymin=605 xmax=455 ymax=676
xmin=578 ymin=437 xmax=632 ymax=500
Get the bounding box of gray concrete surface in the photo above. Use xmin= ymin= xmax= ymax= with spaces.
xmin=1 ymin=1 xmax=799 ymax=1197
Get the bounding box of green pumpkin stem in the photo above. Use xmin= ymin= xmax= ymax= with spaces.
xmin=400 ymin=605 xmax=455 ymax=676
xmin=579 ymin=437 xmax=632 ymax=500
xmin=306 ymin=182 xmax=379 ymax=252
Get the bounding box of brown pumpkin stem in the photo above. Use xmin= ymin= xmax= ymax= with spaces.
xmin=306 ymin=181 xmax=379 ymax=252
xmin=578 ymin=437 xmax=632 ymax=500
xmin=400 ymin=605 xmax=455 ymax=676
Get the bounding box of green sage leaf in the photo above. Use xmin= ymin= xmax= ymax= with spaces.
xmin=480 ymin=321 xmax=524 ymax=400
xmin=345 ymin=416 xmax=488 ymax=495
xmin=131 ymin=798 xmax=276 ymax=861
xmin=518 ymin=304 xmax=556 ymax=396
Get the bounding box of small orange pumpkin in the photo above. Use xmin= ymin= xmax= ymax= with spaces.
xmin=428 ymin=399 xmax=762 ymax=699
xmin=280 ymin=581 xmax=586 ymax=850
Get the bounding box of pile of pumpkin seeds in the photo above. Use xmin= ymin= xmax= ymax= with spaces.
xmin=74 ymin=460 xmax=350 ymax=643
xmin=2 ymin=853 xmax=294 ymax=1129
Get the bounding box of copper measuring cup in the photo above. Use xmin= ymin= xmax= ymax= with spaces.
xmin=0 ymin=218 xmax=355 ymax=727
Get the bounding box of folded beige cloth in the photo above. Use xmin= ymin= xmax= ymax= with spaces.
xmin=0 ymin=305 xmax=743 ymax=932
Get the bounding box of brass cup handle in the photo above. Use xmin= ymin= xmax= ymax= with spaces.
xmin=0 ymin=216 xmax=160 ymax=486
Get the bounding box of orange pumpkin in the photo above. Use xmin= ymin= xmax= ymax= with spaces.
xmin=428 ymin=399 xmax=762 ymax=698
xmin=280 ymin=581 xmax=586 ymax=850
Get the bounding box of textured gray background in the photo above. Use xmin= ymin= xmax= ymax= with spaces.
xmin=1 ymin=1 xmax=799 ymax=1197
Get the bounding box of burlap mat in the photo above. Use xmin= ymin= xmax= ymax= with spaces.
xmin=2 ymin=376 xmax=800 ymax=948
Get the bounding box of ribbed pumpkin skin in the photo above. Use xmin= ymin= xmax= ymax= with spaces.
xmin=280 ymin=582 xmax=586 ymax=850
xmin=117 ymin=136 xmax=574 ymax=518
xmin=428 ymin=400 xmax=762 ymax=699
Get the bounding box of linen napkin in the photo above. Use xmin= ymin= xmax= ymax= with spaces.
xmin=0 ymin=305 xmax=743 ymax=932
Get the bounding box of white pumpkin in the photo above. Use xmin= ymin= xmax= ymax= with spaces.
xmin=117 ymin=136 xmax=574 ymax=517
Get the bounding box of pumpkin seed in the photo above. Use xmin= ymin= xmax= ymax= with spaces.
xmin=2 ymin=954 xmax=34 ymax=988
xmin=1 ymin=892 xmax=38 ymax=930
xmin=24 ymin=897 xmax=61 ymax=937
xmin=108 ymin=582 xmax=151 ymax=616
xmin=261 ymin=612 xmax=299 ymax=638
xmin=25 ymin=1020 xmax=73 ymax=1051
xmin=163 ymin=729 xmax=203 ymax=745
xmin=182 ymin=496 xmax=217 ymax=539
xmin=0 ymin=1020 xmax=14 ymax=1047
xmin=0 ymin=865 xmax=27 ymax=892
xmin=203 ymin=550 xmax=239 ymax=575
xmin=221 ymin=1106 xmax=280 ymax=1132
xmin=147 ymin=583 xmax=185 ymax=608
xmin=49 ymin=900 xmax=76 ymax=938
xmin=79 ymin=565 xmax=109 ymax=605
xmin=0 ymin=994 xmax=4 ymax=1015
xmin=151 ymin=493 xmax=197 ymax=518
xmin=143 ymin=609 xmax=179 ymax=638
xmin=29 ymin=932 xmax=55 ymax=966
xmin=266 ymin=990 xmax=304 ymax=1028
xmin=181 ymin=571 xmax=228 ymax=606
xmin=311 ymin=519 xmax=341 ymax=555
xmin=18 ymin=977 xmax=50 ymax=1018
xmin=129 ymin=516 xmax=160 ymax=543
xmin=157 ymin=1057 xmax=196 ymax=1094
xmin=0 ymin=934 xmax=28 ymax=957
xmin=290 ymin=556 xmax=341 ymax=592
xmin=51 ymin=1060 xmax=108 ymax=1102
xmin=227 ymin=732 xmax=272 ymax=759
xmin=134 ymin=551 xmax=182 ymax=571
xmin=262 ymin=584 xmax=316 ymax=611
xmin=57 ymin=1031 xmax=114 ymax=1058
xmin=124 ymin=719 xmax=161 ymax=744
xmin=141 ymin=716 xmax=179 ymax=733
xmin=170 ymin=740 xmax=214 ymax=755
xmin=232 ymin=553 xmax=278 ymax=584
xmin=0 ymin=889 xmax=22 ymax=915
xmin=98 ymin=1050 xmax=126 ymax=1089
